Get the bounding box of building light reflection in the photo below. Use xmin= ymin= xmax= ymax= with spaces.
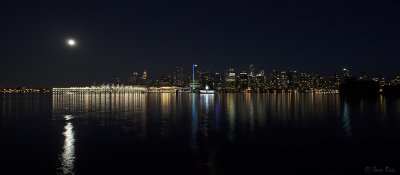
xmin=342 ymin=100 xmax=352 ymax=137
xmin=227 ymin=94 xmax=236 ymax=141
xmin=191 ymin=93 xmax=197 ymax=153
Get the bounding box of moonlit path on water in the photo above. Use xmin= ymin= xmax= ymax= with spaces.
xmin=60 ymin=115 xmax=75 ymax=175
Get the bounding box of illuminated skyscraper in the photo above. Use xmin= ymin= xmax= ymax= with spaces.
xmin=249 ymin=64 xmax=255 ymax=78
xmin=130 ymin=72 xmax=140 ymax=85
xmin=172 ymin=66 xmax=184 ymax=86
xmin=313 ymin=75 xmax=328 ymax=90
xmin=372 ymin=74 xmax=385 ymax=87
xmin=342 ymin=68 xmax=352 ymax=80
xmin=329 ymin=74 xmax=340 ymax=89
xmin=299 ymin=72 xmax=312 ymax=91
xmin=213 ymin=73 xmax=223 ymax=90
xmin=129 ymin=71 xmax=148 ymax=85
xmin=391 ymin=75 xmax=400 ymax=85
xmin=142 ymin=70 xmax=147 ymax=80
xmin=238 ymin=71 xmax=248 ymax=90
xmin=270 ymin=70 xmax=279 ymax=89
xmin=225 ymin=68 xmax=236 ymax=90
xmin=280 ymin=71 xmax=288 ymax=89
xmin=199 ymin=69 xmax=213 ymax=89
xmin=288 ymin=71 xmax=298 ymax=90
xmin=256 ymin=68 xmax=266 ymax=90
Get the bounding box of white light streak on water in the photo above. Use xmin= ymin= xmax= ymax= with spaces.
xmin=60 ymin=115 xmax=75 ymax=174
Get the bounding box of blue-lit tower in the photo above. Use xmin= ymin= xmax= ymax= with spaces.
xmin=193 ymin=64 xmax=197 ymax=91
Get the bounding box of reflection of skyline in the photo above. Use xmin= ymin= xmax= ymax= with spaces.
xmin=2 ymin=92 xmax=400 ymax=175
xmin=247 ymin=94 xmax=255 ymax=133
xmin=342 ymin=100 xmax=352 ymax=137
xmin=199 ymin=94 xmax=214 ymax=137
xmin=226 ymin=94 xmax=236 ymax=141
xmin=160 ymin=93 xmax=172 ymax=138
xmin=378 ymin=95 xmax=387 ymax=126
xmin=216 ymin=94 xmax=343 ymax=138
xmin=52 ymin=92 xmax=148 ymax=139
xmin=190 ymin=93 xmax=197 ymax=152
xmin=1 ymin=94 xmax=51 ymax=118
xmin=49 ymin=92 xmax=400 ymax=144
xmin=52 ymin=92 xmax=146 ymax=118
xmin=220 ymin=93 xmax=342 ymax=122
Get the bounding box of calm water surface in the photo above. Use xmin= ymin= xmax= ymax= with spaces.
xmin=1 ymin=93 xmax=400 ymax=174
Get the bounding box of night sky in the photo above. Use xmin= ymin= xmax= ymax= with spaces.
xmin=1 ymin=0 xmax=399 ymax=87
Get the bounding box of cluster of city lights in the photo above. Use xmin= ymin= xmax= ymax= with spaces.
xmin=1 ymin=88 xmax=50 ymax=93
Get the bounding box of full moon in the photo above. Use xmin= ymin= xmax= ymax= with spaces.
xmin=67 ymin=39 xmax=76 ymax=46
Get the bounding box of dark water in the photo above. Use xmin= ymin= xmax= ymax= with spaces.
xmin=1 ymin=93 xmax=400 ymax=175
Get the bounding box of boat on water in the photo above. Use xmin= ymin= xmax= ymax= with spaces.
xmin=199 ymin=89 xmax=217 ymax=94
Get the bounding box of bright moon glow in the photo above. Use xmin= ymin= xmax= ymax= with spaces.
xmin=67 ymin=39 xmax=76 ymax=46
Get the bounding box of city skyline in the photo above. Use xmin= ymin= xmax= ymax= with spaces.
xmin=1 ymin=0 xmax=400 ymax=87
xmin=1 ymin=63 xmax=400 ymax=89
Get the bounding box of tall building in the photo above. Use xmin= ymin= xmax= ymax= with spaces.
xmin=130 ymin=72 xmax=141 ymax=85
xmin=391 ymin=75 xmax=400 ymax=85
xmin=249 ymin=64 xmax=255 ymax=78
xmin=299 ymin=72 xmax=312 ymax=91
xmin=280 ymin=71 xmax=288 ymax=89
xmin=141 ymin=70 xmax=148 ymax=85
xmin=129 ymin=71 xmax=148 ymax=85
xmin=199 ymin=69 xmax=213 ymax=89
xmin=189 ymin=69 xmax=202 ymax=89
xmin=213 ymin=73 xmax=223 ymax=90
xmin=288 ymin=71 xmax=298 ymax=90
xmin=372 ymin=74 xmax=385 ymax=87
xmin=184 ymin=76 xmax=193 ymax=87
xmin=329 ymin=74 xmax=340 ymax=89
xmin=342 ymin=68 xmax=352 ymax=80
xmin=225 ymin=68 xmax=236 ymax=90
xmin=256 ymin=68 xmax=266 ymax=90
xmin=313 ymin=75 xmax=328 ymax=90
xmin=247 ymin=64 xmax=258 ymax=90
xmin=142 ymin=70 xmax=147 ymax=80
xmin=171 ymin=66 xmax=184 ymax=86
xmin=238 ymin=70 xmax=248 ymax=90
xmin=270 ymin=70 xmax=280 ymax=89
